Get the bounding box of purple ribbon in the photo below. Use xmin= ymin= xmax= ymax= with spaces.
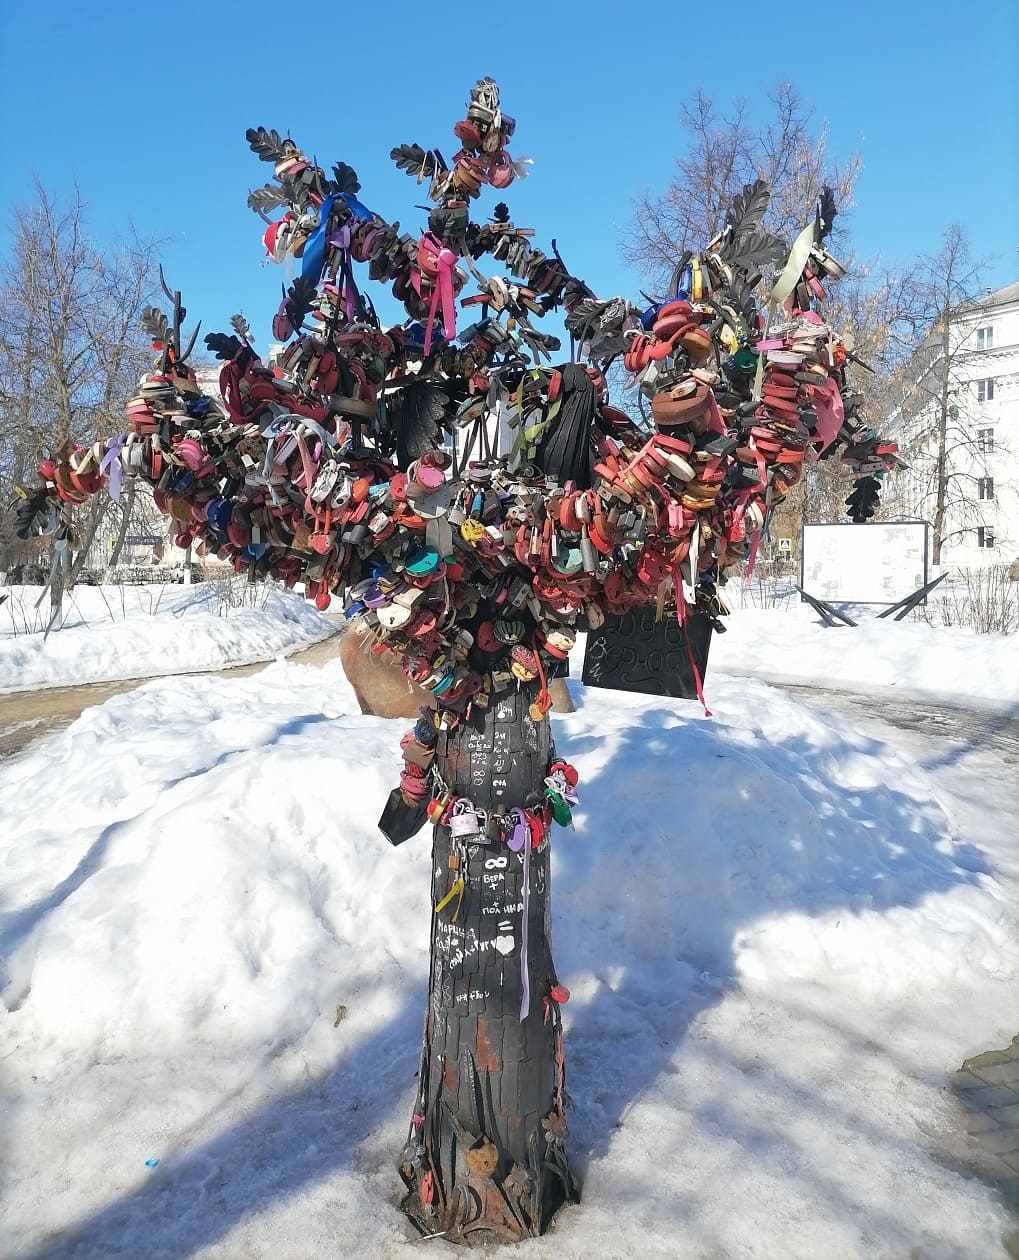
xmin=327 ymin=221 xmax=358 ymax=322
xmin=520 ymin=824 xmax=531 ymax=1022
xmin=99 ymin=434 xmax=127 ymax=502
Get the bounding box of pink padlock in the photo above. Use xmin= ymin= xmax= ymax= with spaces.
xmin=178 ymin=438 xmax=206 ymax=473
xmin=411 ymin=460 xmax=445 ymax=493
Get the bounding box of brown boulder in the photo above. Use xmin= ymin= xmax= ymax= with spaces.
xmin=339 ymin=632 xmax=576 ymax=718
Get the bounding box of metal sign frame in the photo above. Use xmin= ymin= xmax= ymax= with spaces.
xmin=799 ymin=520 xmax=930 ymax=606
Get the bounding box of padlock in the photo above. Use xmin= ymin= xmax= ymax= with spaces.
xmin=449 ymin=798 xmax=482 ymax=839
xmin=505 ymin=576 xmax=530 ymax=609
xmin=343 ymin=521 xmax=369 ymax=545
xmin=414 ymin=713 xmax=439 ymax=748
xmin=460 ymin=518 xmax=486 ymax=545
xmin=427 ymin=790 xmax=453 ymax=825
xmin=403 ymin=739 xmax=435 ymax=770
xmin=506 ymin=808 xmax=529 ymax=853
xmin=580 ymin=524 xmax=598 ymax=573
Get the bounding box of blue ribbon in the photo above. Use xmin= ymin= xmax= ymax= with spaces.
xmin=300 ymin=195 xmax=336 ymax=287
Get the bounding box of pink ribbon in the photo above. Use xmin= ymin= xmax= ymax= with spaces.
xmin=812 ymin=376 xmax=845 ymax=451
xmin=706 ymin=390 xmax=727 ymax=435
xmin=413 ymin=235 xmax=458 ymax=356
xmin=219 ymin=360 xmax=248 ymax=424
xmin=745 ymin=529 xmax=762 ymax=584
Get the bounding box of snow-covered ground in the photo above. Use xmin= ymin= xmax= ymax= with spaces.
xmin=711 ymin=607 xmax=1019 ymax=714
xmin=0 ymin=582 xmax=335 ymax=694
xmin=1 ymin=634 xmax=1017 ymax=1257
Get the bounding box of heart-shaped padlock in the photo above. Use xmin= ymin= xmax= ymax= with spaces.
xmin=506 ymin=807 xmax=528 ymax=853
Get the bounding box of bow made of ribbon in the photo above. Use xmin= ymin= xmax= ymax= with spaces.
xmin=413 ymin=234 xmax=458 ymax=356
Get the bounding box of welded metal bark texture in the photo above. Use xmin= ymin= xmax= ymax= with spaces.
xmin=399 ymin=685 xmax=578 ymax=1242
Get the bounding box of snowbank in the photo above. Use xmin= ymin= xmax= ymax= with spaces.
xmin=0 ymin=582 xmax=335 ymax=694
xmin=2 ymin=578 xmax=1015 ymax=719
xmin=1 ymin=662 xmax=1016 ymax=1257
xmin=710 ymin=606 xmax=1019 ymax=714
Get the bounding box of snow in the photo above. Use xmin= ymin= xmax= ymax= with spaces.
xmin=0 ymin=581 xmax=335 ymax=695
xmin=2 ymin=633 xmax=1018 ymax=1258
xmin=711 ymin=604 xmax=1019 ymax=715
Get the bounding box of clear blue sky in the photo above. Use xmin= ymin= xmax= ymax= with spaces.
xmin=2 ymin=0 xmax=1016 ymax=345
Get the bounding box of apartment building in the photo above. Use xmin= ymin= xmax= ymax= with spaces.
xmin=888 ymin=280 xmax=1019 ymax=569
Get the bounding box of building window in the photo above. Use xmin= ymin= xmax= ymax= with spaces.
xmin=977 ymin=428 xmax=995 ymax=453
xmin=976 ymin=378 xmax=995 ymax=402
xmin=977 ymin=527 xmax=996 ymax=549
xmin=978 ymin=477 xmax=995 ymax=501
xmin=976 ymin=326 xmax=993 ymax=351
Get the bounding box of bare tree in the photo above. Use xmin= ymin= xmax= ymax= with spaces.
xmin=0 ymin=182 xmax=159 ymax=591
xmin=881 ymin=226 xmax=995 ymax=564
xmin=623 ymin=84 xmax=904 ymax=552
xmin=623 ymin=84 xmax=862 ymax=293
xmin=764 ymin=268 xmax=909 ymax=555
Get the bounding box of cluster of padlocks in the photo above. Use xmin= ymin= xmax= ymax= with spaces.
xmin=16 ymin=78 xmax=900 ymax=726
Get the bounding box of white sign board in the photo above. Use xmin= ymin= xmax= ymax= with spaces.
xmin=801 ymin=522 xmax=929 ymax=604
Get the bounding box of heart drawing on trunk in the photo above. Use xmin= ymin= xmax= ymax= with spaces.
xmin=494 ymin=934 xmax=515 ymax=956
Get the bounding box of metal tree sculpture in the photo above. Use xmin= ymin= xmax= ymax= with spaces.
xmin=15 ymin=79 xmax=900 ymax=1244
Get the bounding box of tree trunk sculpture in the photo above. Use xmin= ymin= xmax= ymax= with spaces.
xmin=398 ymin=686 xmax=576 ymax=1242
xmin=14 ymin=76 xmax=900 ymax=1247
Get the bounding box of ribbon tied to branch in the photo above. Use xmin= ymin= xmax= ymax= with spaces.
xmin=413 ymin=233 xmax=458 ymax=356
xmin=99 ymin=433 xmax=127 ymax=501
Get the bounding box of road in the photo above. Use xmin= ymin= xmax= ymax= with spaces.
xmin=781 ymin=683 xmax=1019 ymax=765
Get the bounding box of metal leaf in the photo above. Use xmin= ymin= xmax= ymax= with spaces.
xmin=247 ymin=183 xmax=291 ymax=213
xmin=246 ymin=126 xmax=292 ymax=164
xmin=390 ymin=143 xmax=447 ymax=178
xmin=724 ymin=179 xmax=772 ymax=237
xmin=205 ymin=332 xmax=243 ymax=361
xmin=723 ymin=230 xmax=788 ymax=275
xmin=816 ymin=185 xmax=838 ymax=242
xmin=140 ymin=306 xmax=170 ymax=345
xmin=284 ymin=275 xmax=317 ymax=335
xmin=331 ymin=161 xmax=361 ymax=195
xmin=231 ymin=313 xmax=253 ymax=342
